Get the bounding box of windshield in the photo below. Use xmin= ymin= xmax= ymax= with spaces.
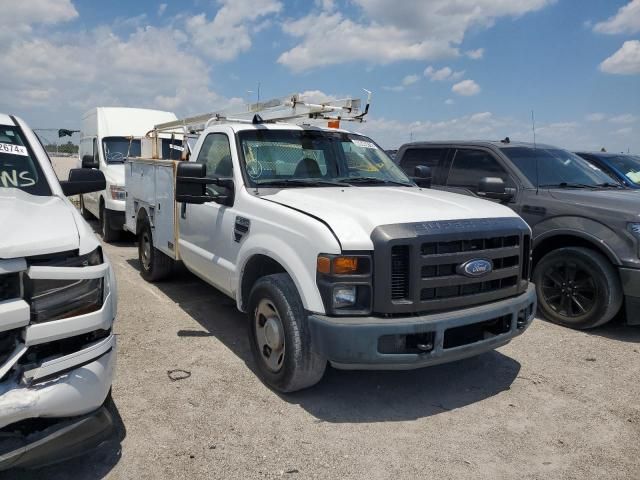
xmin=102 ymin=137 xmax=141 ymax=163
xmin=238 ymin=129 xmax=412 ymax=187
xmin=502 ymin=147 xmax=619 ymax=188
xmin=602 ymin=155 xmax=640 ymax=186
xmin=0 ymin=125 xmax=51 ymax=196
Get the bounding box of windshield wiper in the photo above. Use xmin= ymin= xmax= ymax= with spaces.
xmin=254 ymin=179 xmax=350 ymax=187
xmin=337 ymin=176 xmax=413 ymax=187
xmin=595 ymin=182 xmax=623 ymax=189
xmin=539 ymin=182 xmax=598 ymax=189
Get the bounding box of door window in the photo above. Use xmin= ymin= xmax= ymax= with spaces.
xmin=196 ymin=133 xmax=233 ymax=178
xmin=399 ymin=148 xmax=446 ymax=180
xmin=447 ymin=149 xmax=511 ymax=191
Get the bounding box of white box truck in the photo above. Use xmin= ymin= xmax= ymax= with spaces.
xmin=78 ymin=107 xmax=181 ymax=242
xmin=0 ymin=113 xmax=117 ymax=470
xmin=124 ymin=94 xmax=536 ymax=392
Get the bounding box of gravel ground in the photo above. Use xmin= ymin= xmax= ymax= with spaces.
xmin=5 ymin=158 xmax=640 ymax=479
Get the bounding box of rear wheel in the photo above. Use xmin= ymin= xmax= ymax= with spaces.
xmin=138 ymin=218 xmax=173 ymax=282
xmin=534 ymin=247 xmax=622 ymax=329
xmin=248 ymin=273 xmax=326 ymax=392
xmin=79 ymin=195 xmax=93 ymax=220
xmin=100 ymin=204 xmax=120 ymax=243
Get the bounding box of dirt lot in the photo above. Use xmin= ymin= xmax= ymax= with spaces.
xmin=5 ymin=158 xmax=640 ymax=479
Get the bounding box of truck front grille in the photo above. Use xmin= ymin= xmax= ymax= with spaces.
xmin=0 ymin=273 xmax=20 ymax=302
xmin=372 ymin=218 xmax=531 ymax=315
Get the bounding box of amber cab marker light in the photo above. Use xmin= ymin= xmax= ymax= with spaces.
xmin=328 ymin=120 xmax=340 ymax=129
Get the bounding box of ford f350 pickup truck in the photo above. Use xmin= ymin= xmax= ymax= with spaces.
xmin=124 ymin=96 xmax=536 ymax=392
xmin=0 ymin=113 xmax=117 ymax=470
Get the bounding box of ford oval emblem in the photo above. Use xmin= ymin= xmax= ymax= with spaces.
xmin=458 ymin=259 xmax=492 ymax=278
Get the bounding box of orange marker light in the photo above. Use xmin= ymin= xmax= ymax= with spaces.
xmin=317 ymin=256 xmax=331 ymax=274
xmin=333 ymin=256 xmax=358 ymax=274
xmin=328 ymin=120 xmax=340 ymax=129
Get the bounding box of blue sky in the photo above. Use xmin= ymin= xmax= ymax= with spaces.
xmin=0 ymin=0 xmax=638 ymax=151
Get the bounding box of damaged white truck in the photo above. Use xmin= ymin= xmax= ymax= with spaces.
xmin=125 ymin=94 xmax=537 ymax=393
xmin=0 ymin=114 xmax=117 ymax=470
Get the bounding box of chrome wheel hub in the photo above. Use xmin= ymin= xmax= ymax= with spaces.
xmin=255 ymin=299 xmax=285 ymax=373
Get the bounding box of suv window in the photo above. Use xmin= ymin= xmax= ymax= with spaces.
xmin=196 ymin=133 xmax=233 ymax=178
xmin=447 ymin=149 xmax=510 ymax=191
xmin=0 ymin=124 xmax=51 ymax=196
xmin=399 ymin=147 xmax=446 ymax=177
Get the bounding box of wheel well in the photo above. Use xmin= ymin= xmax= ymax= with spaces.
xmin=241 ymin=255 xmax=287 ymax=310
xmin=533 ymin=234 xmax=616 ymax=268
xmin=136 ymin=207 xmax=149 ymax=229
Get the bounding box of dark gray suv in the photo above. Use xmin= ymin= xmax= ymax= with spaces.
xmin=395 ymin=140 xmax=640 ymax=330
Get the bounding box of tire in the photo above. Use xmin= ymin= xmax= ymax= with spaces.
xmin=533 ymin=247 xmax=622 ymax=329
xmin=138 ymin=218 xmax=173 ymax=282
xmin=100 ymin=204 xmax=120 ymax=243
xmin=79 ymin=195 xmax=93 ymax=220
xmin=248 ymin=273 xmax=326 ymax=392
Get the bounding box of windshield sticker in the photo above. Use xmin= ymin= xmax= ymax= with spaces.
xmin=351 ymin=139 xmax=377 ymax=149
xmin=0 ymin=142 xmax=28 ymax=156
xmin=1 ymin=170 xmax=36 ymax=188
xmin=246 ymin=160 xmax=263 ymax=179
xmin=627 ymin=171 xmax=640 ymax=183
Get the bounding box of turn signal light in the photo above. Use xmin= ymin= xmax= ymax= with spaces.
xmin=317 ymin=255 xmax=359 ymax=274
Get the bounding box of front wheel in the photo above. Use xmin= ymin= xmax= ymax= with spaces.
xmin=79 ymin=195 xmax=93 ymax=220
xmin=100 ymin=205 xmax=120 ymax=243
xmin=533 ymin=247 xmax=622 ymax=329
xmin=248 ymin=273 xmax=326 ymax=392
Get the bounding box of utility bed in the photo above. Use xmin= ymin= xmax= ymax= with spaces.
xmin=124 ymin=158 xmax=180 ymax=260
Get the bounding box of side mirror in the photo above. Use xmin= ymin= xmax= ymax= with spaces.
xmin=60 ymin=168 xmax=106 ymax=196
xmin=413 ymin=165 xmax=432 ymax=188
xmin=477 ymin=177 xmax=514 ymax=201
xmin=175 ymin=162 xmax=234 ymax=205
xmin=82 ymin=154 xmax=99 ymax=169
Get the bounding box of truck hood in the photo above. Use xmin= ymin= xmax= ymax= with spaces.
xmin=548 ymin=188 xmax=640 ymax=221
xmin=0 ymin=189 xmax=79 ymax=258
xmin=263 ymin=186 xmax=520 ymax=250
xmin=104 ymin=163 xmax=125 ymax=186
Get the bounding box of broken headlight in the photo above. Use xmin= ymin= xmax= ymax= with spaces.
xmin=28 ymin=247 xmax=104 ymax=322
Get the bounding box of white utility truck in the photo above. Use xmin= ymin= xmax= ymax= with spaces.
xmin=125 ymin=94 xmax=536 ymax=392
xmin=0 ymin=114 xmax=117 ymax=469
xmin=78 ymin=107 xmax=181 ymax=242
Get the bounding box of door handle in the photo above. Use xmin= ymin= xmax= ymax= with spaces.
xmin=181 ymin=203 xmax=187 ymax=219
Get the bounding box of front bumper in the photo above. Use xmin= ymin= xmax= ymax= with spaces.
xmin=308 ymin=283 xmax=536 ymax=369
xmin=619 ymin=267 xmax=640 ymax=325
xmin=0 ymin=344 xmax=116 ymax=471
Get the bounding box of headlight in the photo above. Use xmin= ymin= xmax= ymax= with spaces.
xmin=628 ymin=223 xmax=640 ymax=237
xmin=110 ymin=185 xmax=126 ymax=200
xmin=317 ymin=253 xmax=372 ymax=315
xmin=333 ymin=285 xmax=357 ymax=308
xmin=28 ymin=247 xmax=104 ymax=322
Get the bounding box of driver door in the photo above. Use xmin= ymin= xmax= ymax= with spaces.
xmin=178 ymin=131 xmax=239 ymax=295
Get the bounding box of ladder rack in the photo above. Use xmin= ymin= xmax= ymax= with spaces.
xmin=151 ymin=90 xmax=372 ymax=136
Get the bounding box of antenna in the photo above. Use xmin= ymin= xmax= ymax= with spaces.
xmin=531 ymin=110 xmax=540 ymax=194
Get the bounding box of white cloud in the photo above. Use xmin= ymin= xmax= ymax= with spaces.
xmin=186 ymin=0 xmax=282 ymax=62
xmin=383 ymin=73 xmax=421 ymax=92
xmin=424 ymin=66 xmax=465 ymax=81
xmin=157 ymin=3 xmax=167 ymax=16
xmin=465 ymin=48 xmax=485 ymax=59
xmin=594 ymin=0 xmax=640 ymax=35
xmin=0 ymin=0 xmax=77 ymax=39
xmin=586 ymin=113 xmax=607 ymax=122
xmin=452 ymin=79 xmax=481 ymax=96
xmin=609 ymin=114 xmax=637 ymax=124
xmin=278 ymin=0 xmax=553 ymax=71
xmin=614 ymin=127 xmax=633 ymax=136
xmin=445 ymin=98 xmax=455 ymax=105
xmin=599 ymin=40 xmax=640 ymax=74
